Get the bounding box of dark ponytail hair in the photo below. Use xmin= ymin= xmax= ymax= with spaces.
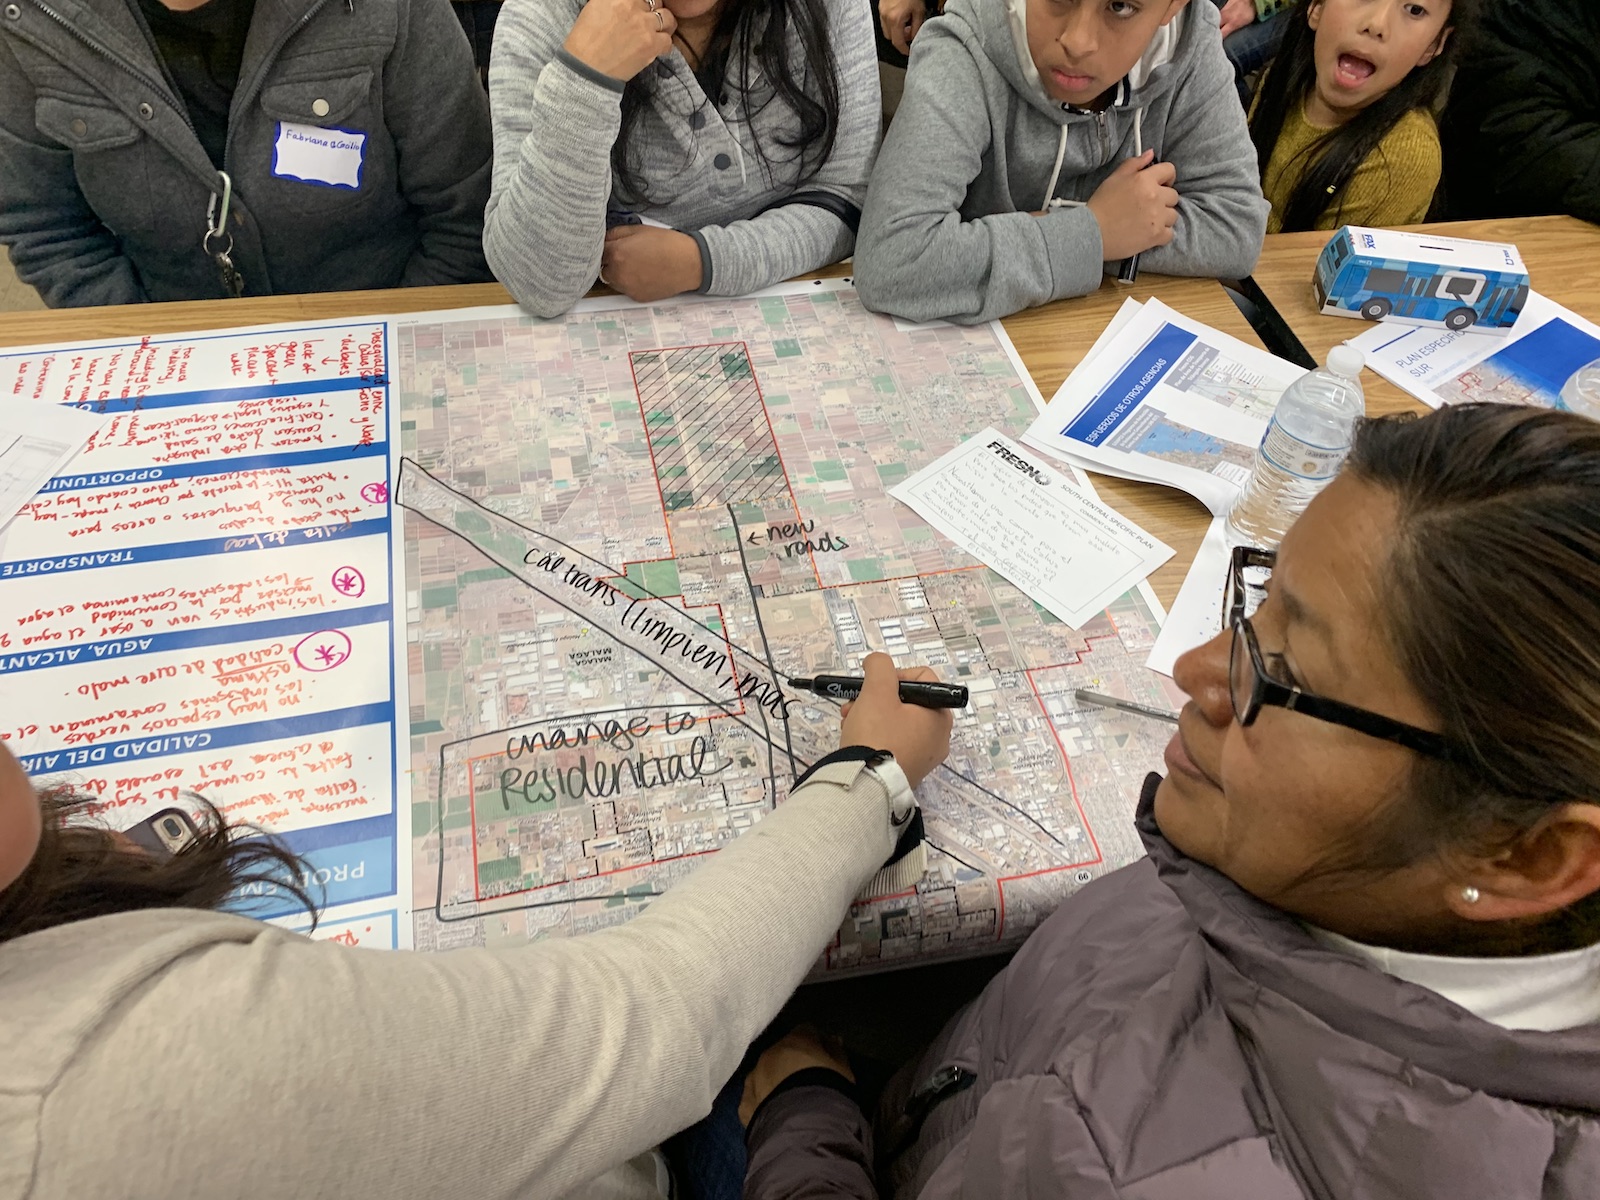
xmin=613 ymin=0 xmax=841 ymax=206
xmin=1346 ymin=404 xmax=1600 ymax=953
xmin=1248 ymin=0 xmax=1479 ymax=232
xmin=0 ymin=788 xmax=317 ymax=945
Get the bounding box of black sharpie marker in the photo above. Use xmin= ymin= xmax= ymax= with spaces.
xmin=788 ymin=675 xmax=969 ymax=709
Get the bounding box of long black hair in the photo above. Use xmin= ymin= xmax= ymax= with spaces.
xmin=1248 ymin=0 xmax=1479 ymax=232
xmin=612 ymin=0 xmax=841 ymax=206
xmin=0 ymin=788 xmax=317 ymax=945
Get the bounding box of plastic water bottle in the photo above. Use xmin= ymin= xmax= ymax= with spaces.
xmin=1225 ymin=344 xmax=1366 ymax=548
xmin=1561 ymin=360 xmax=1600 ymax=419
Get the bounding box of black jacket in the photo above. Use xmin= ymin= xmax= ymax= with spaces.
xmin=1440 ymin=0 xmax=1600 ymax=223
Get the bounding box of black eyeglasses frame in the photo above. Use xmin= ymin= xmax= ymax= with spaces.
xmin=1224 ymin=548 xmax=1464 ymax=764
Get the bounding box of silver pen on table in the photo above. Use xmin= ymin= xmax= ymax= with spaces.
xmin=1074 ymin=688 xmax=1179 ymax=724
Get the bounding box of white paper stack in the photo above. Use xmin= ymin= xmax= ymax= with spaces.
xmin=1023 ymin=298 xmax=1308 ymax=517
xmin=1348 ymin=291 xmax=1600 ymax=414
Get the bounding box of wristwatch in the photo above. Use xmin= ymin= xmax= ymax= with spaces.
xmin=799 ymin=745 xmax=916 ymax=828
xmin=863 ymin=748 xmax=916 ymax=829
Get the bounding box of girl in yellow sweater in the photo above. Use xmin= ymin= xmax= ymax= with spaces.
xmin=1248 ymin=0 xmax=1480 ymax=233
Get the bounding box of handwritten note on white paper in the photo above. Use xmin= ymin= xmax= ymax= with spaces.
xmin=0 ymin=402 xmax=109 ymax=535
xmin=892 ymin=429 xmax=1174 ymax=629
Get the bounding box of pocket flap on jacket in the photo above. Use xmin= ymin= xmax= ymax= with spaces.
xmin=34 ymin=95 xmax=140 ymax=152
xmin=259 ymin=69 xmax=373 ymax=127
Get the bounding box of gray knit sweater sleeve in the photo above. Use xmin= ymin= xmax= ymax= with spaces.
xmin=483 ymin=0 xmax=878 ymax=316
xmin=483 ymin=0 xmax=622 ymax=318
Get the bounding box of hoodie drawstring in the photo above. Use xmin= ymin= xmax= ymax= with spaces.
xmin=1043 ymin=105 xmax=1146 ymax=211
xmin=1041 ymin=124 xmax=1068 ymax=211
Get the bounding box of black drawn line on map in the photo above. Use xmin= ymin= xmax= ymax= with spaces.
xmin=397 ymin=458 xmax=1076 ymax=920
xmin=429 ymin=707 xmax=708 ymax=921
xmin=637 ymin=356 xmax=757 ymax=502
xmin=919 ymin=591 xmax=1067 ymax=849
xmin=726 ymin=501 xmax=797 ymax=786
xmin=496 ymin=732 xmax=728 ymax=811
xmin=398 ymin=458 xmax=817 ymax=920
xmin=925 ymin=839 xmax=984 ymax=876
xmin=942 ymin=768 xmax=1066 ymax=849
xmin=397 ymin=457 xmax=796 ymax=727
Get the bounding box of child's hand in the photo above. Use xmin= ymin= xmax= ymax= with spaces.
xmin=1086 ymin=151 xmax=1180 ymax=261
xmin=600 ymin=226 xmax=703 ymax=302
xmin=563 ymin=0 xmax=677 ymax=82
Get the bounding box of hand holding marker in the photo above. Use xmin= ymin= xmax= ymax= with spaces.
xmin=789 ymin=674 xmax=969 ymax=709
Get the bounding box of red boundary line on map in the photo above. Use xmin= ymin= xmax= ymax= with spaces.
xmin=626 ymin=339 xmax=977 ymax=594
xmin=465 ymin=334 xmax=1118 ymax=924
xmin=464 ymin=589 xmax=747 ymax=903
xmin=819 ymin=640 xmax=1126 ymax=964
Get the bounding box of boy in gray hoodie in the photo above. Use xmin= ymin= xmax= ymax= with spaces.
xmin=854 ymin=0 xmax=1268 ymax=324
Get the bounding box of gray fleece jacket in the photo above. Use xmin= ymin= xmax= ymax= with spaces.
xmin=745 ymin=778 xmax=1600 ymax=1198
xmin=483 ymin=0 xmax=880 ymax=318
xmin=0 ymin=0 xmax=493 ymax=307
xmin=853 ymin=0 xmax=1268 ymax=324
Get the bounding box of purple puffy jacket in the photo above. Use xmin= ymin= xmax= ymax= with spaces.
xmin=745 ymin=777 xmax=1600 ymax=1198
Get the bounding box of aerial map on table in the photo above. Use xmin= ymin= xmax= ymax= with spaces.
xmin=394 ymin=281 xmax=1184 ymax=973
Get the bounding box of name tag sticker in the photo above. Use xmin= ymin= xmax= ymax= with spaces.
xmin=272 ymin=121 xmax=365 ymax=189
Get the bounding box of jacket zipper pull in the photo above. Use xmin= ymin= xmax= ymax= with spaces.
xmin=879 ymin=1064 xmax=977 ymax=1167
xmin=907 ymin=1064 xmax=976 ymax=1110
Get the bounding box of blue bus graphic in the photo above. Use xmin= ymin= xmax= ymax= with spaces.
xmin=1315 ymin=230 xmax=1528 ymax=332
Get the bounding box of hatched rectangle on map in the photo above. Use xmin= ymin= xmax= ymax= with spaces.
xmin=632 ymin=343 xmax=786 ymax=512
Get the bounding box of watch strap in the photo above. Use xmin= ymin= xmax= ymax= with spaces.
xmin=792 ymin=744 xmax=892 ymax=786
xmin=792 ymin=747 xmax=928 ymax=899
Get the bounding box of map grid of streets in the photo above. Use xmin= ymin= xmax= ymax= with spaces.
xmin=397 ymin=285 xmax=1184 ymax=974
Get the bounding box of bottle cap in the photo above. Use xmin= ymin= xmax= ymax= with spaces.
xmin=1327 ymin=344 xmax=1365 ymax=379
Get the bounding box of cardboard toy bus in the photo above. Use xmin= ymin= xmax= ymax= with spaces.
xmin=1314 ymin=226 xmax=1529 ymax=333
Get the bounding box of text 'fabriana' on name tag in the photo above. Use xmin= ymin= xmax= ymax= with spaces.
xmin=891 ymin=428 xmax=1174 ymax=629
xmin=272 ymin=121 xmax=366 ymax=189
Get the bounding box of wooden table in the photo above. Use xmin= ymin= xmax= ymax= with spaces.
xmin=0 ymin=271 xmax=1256 ymax=608
xmin=1250 ymin=215 xmax=1600 ymax=417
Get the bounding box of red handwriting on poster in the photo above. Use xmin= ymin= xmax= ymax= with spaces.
xmin=331 ymin=567 xmax=366 ymax=598
xmin=228 ymin=339 xmax=328 ymax=383
xmin=9 ymin=341 xmax=197 ymax=406
xmin=0 ymin=570 xmax=342 ymax=649
xmin=81 ymin=396 xmax=349 ymax=463
xmin=353 ymin=387 xmax=383 ymax=446
xmin=64 ymin=738 xmax=383 ymax=826
xmin=24 ymin=469 xmax=371 ymax=539
xmin=37 ymin=656 xmax=309 ymax=745
xmin=355 ymin=329 xmax=385 ymax=379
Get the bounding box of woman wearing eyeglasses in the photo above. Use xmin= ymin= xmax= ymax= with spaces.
xmin=739 ymin=402 xmax=1600 ymax=1198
